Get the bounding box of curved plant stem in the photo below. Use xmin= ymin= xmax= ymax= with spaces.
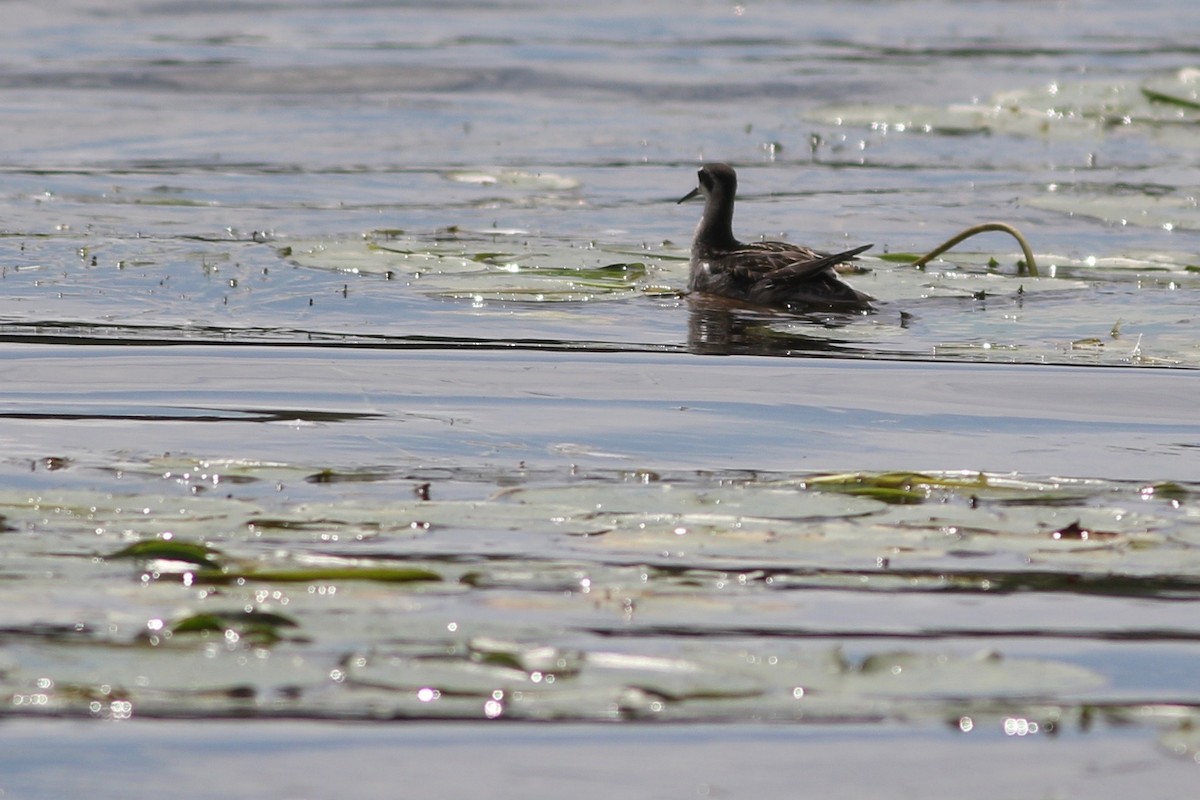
xmin=911 ymin=222 xmax=1039 ymax=277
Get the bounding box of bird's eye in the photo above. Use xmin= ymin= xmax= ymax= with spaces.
xmin=698 ymin=170 xmax=711 ymax=188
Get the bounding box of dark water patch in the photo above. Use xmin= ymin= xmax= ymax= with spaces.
xmin=820 ymin=39 xmax=1200 ymax=63
xmin=583 ymin=625 xmax=1200 ymax=644
xmin=0 ymin=325 xmax=684 ymax=354
xmin=0 ymin=405 xmax=384 ymax=424
xmin=0 ymin=624 xmax=94 ymax=641
xmin=0 ymin=63 xmax=874 ymax=103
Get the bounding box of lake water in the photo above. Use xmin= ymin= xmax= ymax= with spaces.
xmin=1 ymin=1 xmax=1199 ymax=797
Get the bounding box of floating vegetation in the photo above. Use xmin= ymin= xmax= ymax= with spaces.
xmin=170 ymin=609 xmax=299 ymax=635
xmin=755 ymin=247 xmax=1199 ymax=366
xmin=443 ymin=168 xmax=582 ymax=190
xmin=907 ymin=222 xmax=1039 ymax=277
xmin=812 ymin=69 xmax=1200 ymax=139
xmin=2 ymin=461 xmax=1199 ymax=724
xmin=167 ymin=609 xmax=301 ymax=645
xmin=0 ymin=222 xmax=1193 ymax=368
xmin=1141 ymin=67 xmax=1200 ymax=111
xmin=107 ymin=539 xmax=225 ymax=570
xmin=802 ymin=470 xmax=991 ymax=504
xmin=1025 ymin=192 xmax=1199 ymax=233
xmin=2 ymin=2 xmax=1199 ymax=781
xmin=281 ymin=234 xmax=662 ymax=302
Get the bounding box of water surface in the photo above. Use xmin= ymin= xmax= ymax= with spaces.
xmin=2 ymin=0 xmax=1200 ymax=795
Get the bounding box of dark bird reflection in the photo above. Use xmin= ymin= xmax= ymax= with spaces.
xmin=686 ymin=294 xmax=872 ymax=357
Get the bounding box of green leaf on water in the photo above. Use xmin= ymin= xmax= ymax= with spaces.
xmin=304 ymin=468 xmax=396 ymax=484
xmin=466 ymin=637 xmax=585 ymax=676
xmin=822 ymin=485 xmax=929 ymax=504
xmin=642 ymin=285 xmax=684 ymax=297
xmin=1140 ymin=68 xmax=1200 ymax=111
xmin=107 ymin=540 xmax=224 ymax=570
xmin=469 ymin=252 xmax=524 ymax=264
xmin=170 ymin=613 xmax=226 ymax=633
xmin=170 ymin=609 xmax=301 ymax=645
xmin=459 ymin=571 xmax=486 ymax=587
xmin=805 ymin=471 xmax=989 ymax=504
xmin=472 ymin=650 xmax=526 ymax=670
xmin=526 ymin=262 xmax=648 ymax=281
xmin=172 ymin=610 xmax=299 ymax=634
xmin=1144 ymin=482 xmax=1190 ymax=501
xmin=1141 ymin=86 xmax=1200 ymax=110
xmin=364 ymin=242 xmax=418 ymax=255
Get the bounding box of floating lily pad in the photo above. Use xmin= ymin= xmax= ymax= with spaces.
xmin=172 ymin=610 xmax=299 ymax=634
xmin=3 ymin=461 xmax=1200 ymax=722
xmin=443 ymin=168 xmax=582 ymax=190
xmin=813 ymin=70 xmax=1200 ymax=139
xmin=803 ymin=470 xmax=990 ymax=504
xmin=1159 ymin=714 xmax=1200 ymax=761
xmin=168 ymin=609 xmax=301 ymax=645
xmin=1025 ymin=192 xmax=1200 ymax=232
xmin=1141 ymin=67 xmax=1200 ymax=111
xmin=107 ymin=540 xmax=224 ymax=570
xmin=281 ymin=235 xmax=665 ymax=303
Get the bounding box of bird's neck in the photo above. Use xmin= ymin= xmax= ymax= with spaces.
xmin=695 ymin=197 xmax=739 ymax=250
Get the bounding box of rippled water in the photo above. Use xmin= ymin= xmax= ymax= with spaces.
xmin=2 ymin=1 xmax=1200 ymax=796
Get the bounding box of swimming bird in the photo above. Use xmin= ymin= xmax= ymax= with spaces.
xmin=678 ymin=163 xmax=873 ymax=310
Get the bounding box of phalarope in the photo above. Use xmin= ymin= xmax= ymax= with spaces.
xmin=678 ymin=163 xmax=872 ymax=310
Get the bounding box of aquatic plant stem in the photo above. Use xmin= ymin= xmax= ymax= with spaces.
xmin=911 ymin=222 xmax=1039 ymax=277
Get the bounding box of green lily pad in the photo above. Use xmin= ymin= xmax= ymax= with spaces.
xmin=801 ymin=470 xmax=1018 ymax=504
xmin=107 ymin=540 xmax=223 ymax=570
xmin=1141 ymin=67 xmax=1200 ymax=111
xmin=172 ymin=610 xmax=299 ymax=634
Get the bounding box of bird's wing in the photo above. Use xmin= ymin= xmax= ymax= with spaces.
xmin=715 ymin=241 xmax=825 ymax=282
xmin=761 ymin=243 xmax=873 ymax=285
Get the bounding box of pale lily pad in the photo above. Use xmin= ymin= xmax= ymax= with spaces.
xmin=1034 ymin=251 xmax=1200 ymax=277
xmin=496 ymin=481 xmax=885 ymax=520
xmin=755 ymin=249 xmax=1198 ymax=367
xmin=444 ymin=168 xmax=582 ymax=190
xmin=1025 ymin=192 xmax=1200 ymax=233
xmin=769 ymin=255 xmax=1080 ymax=310
xmin=813 ymin=71 xmax=1200 ymax=138
xmin=837 ymin=649 xmax=1105 ymax=699
xmin=281 ymin=235 xmax=664 ymax=302
xmin=1159 ymin=714 xmax=1200 ymax=761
